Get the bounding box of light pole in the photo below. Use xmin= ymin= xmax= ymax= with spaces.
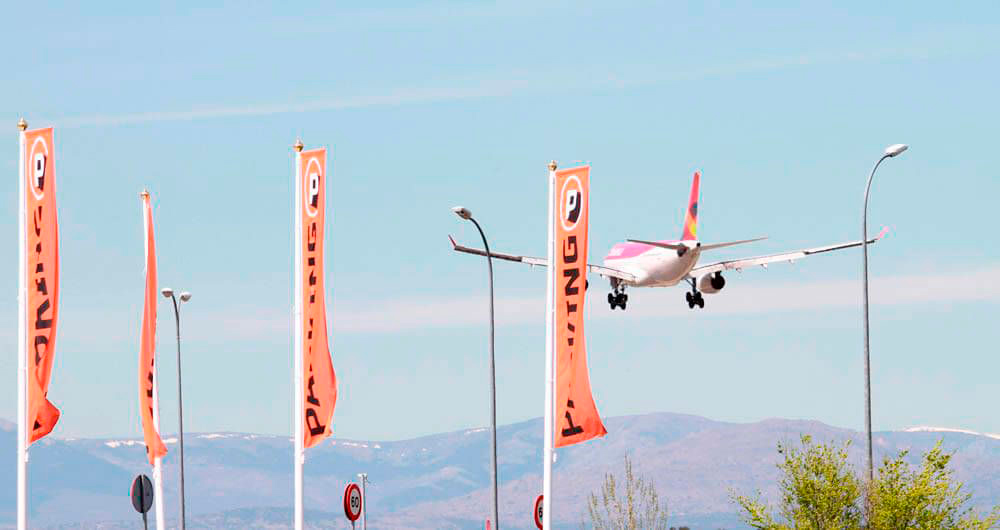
xmin=452 ymin=206 xmax=500 ymax=530
xmin=861 ymin=143 xmax=907 ymax=517
xmin=357 ymin=473 xmax=369 ymax=530
xmin=161 ymin=287 xmax=192 ymax=530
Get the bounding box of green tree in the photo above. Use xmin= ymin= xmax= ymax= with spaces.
xmin=733 ymin=435 xmax=862 ymax=530
xmin=732 ymin=435 xmax=1000 ymax=529
xmin=585 ymin=453 xmax=669 ymax=529
xmin=870 ymin=441 xmax=999 ymax=529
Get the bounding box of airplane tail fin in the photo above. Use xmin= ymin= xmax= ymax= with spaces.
xmin=680 ymin=171 xmax=700 ymax=241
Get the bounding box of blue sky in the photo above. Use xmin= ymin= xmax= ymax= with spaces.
xmin=2 ymin=1 xmax=999 ymax=442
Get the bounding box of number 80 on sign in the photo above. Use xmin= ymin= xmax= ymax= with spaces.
xmin=343 ymin=482 xmax=363 ymax=522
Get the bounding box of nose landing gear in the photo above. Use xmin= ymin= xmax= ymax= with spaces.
xmin=685 ymin=278 xmax=705 ymax=309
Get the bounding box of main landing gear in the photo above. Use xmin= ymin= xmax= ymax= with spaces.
xmin=686 ymin=278 xmax=705 ymax=309
xmin=608 ymin=282 xmax=628 ymax=310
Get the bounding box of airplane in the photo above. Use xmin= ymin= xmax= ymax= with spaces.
xmin=450 ymin=171 xmax=887 ymax=310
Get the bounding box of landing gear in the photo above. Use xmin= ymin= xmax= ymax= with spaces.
xmin=685 ymin=279 xmax=705 ymax=309
xmin=608 ymin=282 xmax=628 ymax=310
xmin=685 ymin=291 xmax=704 ymax=309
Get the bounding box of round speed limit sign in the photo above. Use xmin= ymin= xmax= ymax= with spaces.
xmin=343 ymin=482 xmax=362 ymax=522
xmin=533 ymin=494 xmax=543 ymax=529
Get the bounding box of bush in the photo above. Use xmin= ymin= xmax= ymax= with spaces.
xmin=585 ymin=453 xmax=669 ymax=529
xmin=732 ymin=435 xmax=999 ymax=529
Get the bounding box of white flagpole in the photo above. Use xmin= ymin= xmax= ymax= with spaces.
xmin=16 ymin=118 xmax=28 ymax=530
xmin=143 ymin=196 xmax=166 ymax=530
xmin=292 ymin=139 xmax=305 ymax=530
xmin=152 ymin=384 xmax=165 ymax=530
xmin=542 ymin=160 xmax=557 ymax=529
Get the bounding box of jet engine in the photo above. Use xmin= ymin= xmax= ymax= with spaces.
xmin=698 ymin=271 xmax=726 ymax=294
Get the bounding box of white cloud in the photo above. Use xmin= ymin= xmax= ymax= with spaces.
xmin=618 ymin=265 xmax=1000 ymax=319
xmin=56 ymin=80 xmax=540 ymax=128
xmin=52 ymin=46 xmax=944 ymax=128
xmin=4 ymin=266 xmax=995 ymax=345
xmin=320 ymin=265 xmax=1000 ymax=334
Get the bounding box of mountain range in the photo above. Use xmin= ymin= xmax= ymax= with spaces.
xmin=2 ymin=413 xmax=999 ymax=529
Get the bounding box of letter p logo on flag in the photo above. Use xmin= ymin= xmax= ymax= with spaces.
xmin=560 ymin=175 xmax=584 ymax=231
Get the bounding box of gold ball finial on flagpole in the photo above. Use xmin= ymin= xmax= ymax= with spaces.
xmin=17 ymin=118 xmax=27 ymax=131
xmin=548 ymin=160 xmax=557 ymax=171
xmin=293 ymin=138 xmax=304 ymax=152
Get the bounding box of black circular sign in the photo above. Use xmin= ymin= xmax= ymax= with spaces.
xmin=130 ymin=474 xmax=154 ymax=514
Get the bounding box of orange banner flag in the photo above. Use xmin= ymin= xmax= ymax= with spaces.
xmin=553 ymin=166 xmax=606 ymax=448
xmin=298 ymin=148 xmax=337 ymax=448
xmin=23 ymin=127 xmax=60 ymax=444
xmin=138 ymin=192 xmax=167 ymax=465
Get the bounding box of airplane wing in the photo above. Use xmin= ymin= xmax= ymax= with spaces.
xmin=449 ymin=236 xmax=636 ymax=283
xmin=700 ymin=236 xmax=768 ymax=251
xmin=587 ymin=264 xmax=637 ymax=282
xmin=689 ymin=227 xmax=889 ymax=277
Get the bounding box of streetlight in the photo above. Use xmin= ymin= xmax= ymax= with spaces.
xmin=861 ymin=143 xmax=907 ymax=517
xmin=161 ymin=287 xmax=192 ymax=530
xmin=357 ymin=473 xmax=369 ymax=530
xmin=451 ymin=206 xmax=500 ymax=530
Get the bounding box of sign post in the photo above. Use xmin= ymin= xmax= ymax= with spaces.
xmin=130 ymin=474 xmax=155 ymax=530
xmin=344 ymin=482 xmax=363 ymax=529
xmin=357 ymin=472 xmax=369 ymax=530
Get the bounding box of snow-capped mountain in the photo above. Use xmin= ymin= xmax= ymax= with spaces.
xmin=3 ymin=413 xmax=999 ymax=529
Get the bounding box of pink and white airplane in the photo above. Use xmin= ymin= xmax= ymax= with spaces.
xmin=450 ymin=171 xmax=887 ymax=310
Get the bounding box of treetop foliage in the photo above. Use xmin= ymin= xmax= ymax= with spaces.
xmin=732 ymin=435 xmax=1000 ymax=530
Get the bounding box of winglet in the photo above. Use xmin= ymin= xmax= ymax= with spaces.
xmin=448 ymin=235 xmax=458 ymax=249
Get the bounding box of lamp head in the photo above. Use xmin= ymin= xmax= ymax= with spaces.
xmin=161 ymin=288 xmax=174 ymax=299
xmin=884 ymin=144 xmax=908 ymax=157
xmin=452 ymin=206 xmax=473 ymax=220
xmin=179 ymin=292 xmax=192 ymax=302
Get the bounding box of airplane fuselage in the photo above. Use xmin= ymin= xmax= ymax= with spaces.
xmin=604 ymin=240 xmax=702 ymax=287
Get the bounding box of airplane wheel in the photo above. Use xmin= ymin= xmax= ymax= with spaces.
xmin=687 ymin=298 xmax=695 ymax=309
xmin=614 ymin=293 xmax=626 ymax=310
xmin=685 ymin=292 xmax=692 ymax=303
xmin=696 ymin=297 xmax=705 ymax=309
xmin=608 ymin=293 xmax=614 ymax=305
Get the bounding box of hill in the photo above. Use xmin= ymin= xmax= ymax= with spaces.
xmin=3 ymin=413 xmax=999 ymax=529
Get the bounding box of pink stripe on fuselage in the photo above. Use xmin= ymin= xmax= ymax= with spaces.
xmin=605 ymin=240 xmax=679 ymax=260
